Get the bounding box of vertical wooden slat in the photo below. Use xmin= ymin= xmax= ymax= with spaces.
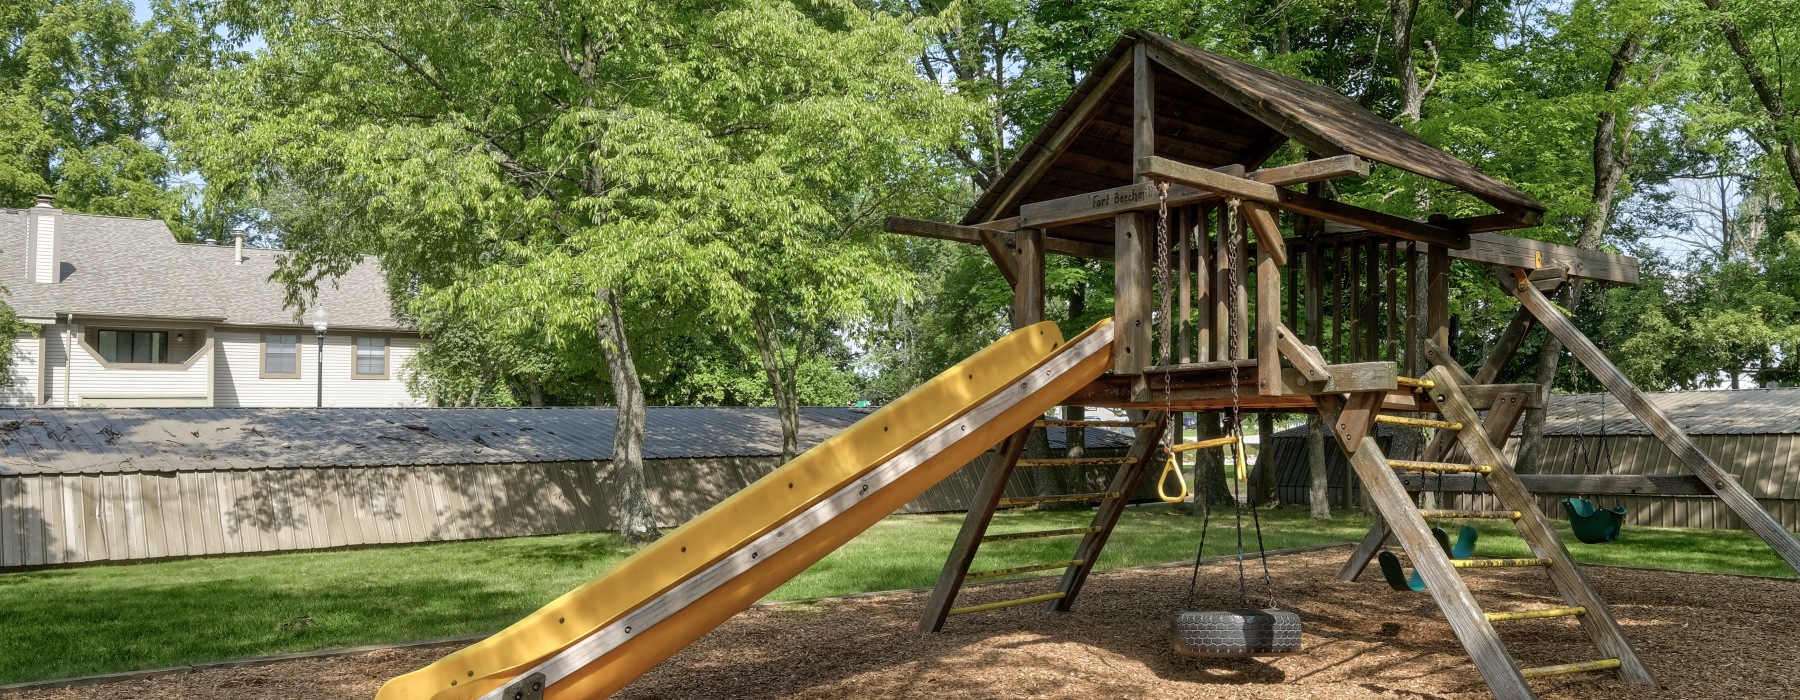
xmin=1213 ymin=204 xmax=1230 ymax=360
xmin=1404 ymin=242 xmax=1420 ymax=374
xmin=21 ymin=477 xmax=45 ymax=566
xmin=1364 ymin=239 xmax=1380 ymax=361
xmin=81 ymin=474 xmax=105 ymax=561
xmin=1385 ymin=240 xmax=1398 ymax=361
xmin=1304 ymin=237 xmax=1323 ymax=347
xmin=1178 ymin=207 xmax=1191 ymax=364
xmin=1233 ymin=210 xmax=1249 ymax=360
xmin=1347 ymin=241 xmax=1361 ymax=362
xmin=1115 ymin=213 xmax=1150 ymax=376
xmin=59 ymin=474 xmax=83 ymax=564
xmin=1255 ymin=206 xmax=1281 ymax=395
xmin=1195 ymin=204 xmax=1212 ymax=362
xmin=1428 ymin=245 xmax=1450 ymax=351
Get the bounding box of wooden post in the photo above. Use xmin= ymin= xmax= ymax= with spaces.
xmin=1196 ymin=204 xmax=1213 ymax=362
xmin=1348 ymin=241 xmax=1361 ymax=362
xmin=1427 ymin=244 xmax=1450 ymax=352
xmin=1364 ymin=239 xmax=1380 ymax=361
xmin=1304 ymin=236 xmax=1322 ymax=346
xmin=1509 ymin=270 xmax=1800 ymax=574
xmin=1131 ymin=44 xmax=1154 ymax=174
xmin=1255 ymin=206 xmax=1281 ymax=395
xmin=1233 ymin=210 xmax=1249 ymax=360
xmin=1385 ymin=241 xmax=1398 ymax=361
xmin=1213 ymin=205 xmax=1230 ymax=360
xmin=1013 ymin=230 xmax=1045 ymax=327
xmin=1114 ymin=214 xmax=1150 ymax=376
xmin=1178 ymin=207 xmax=1192 ymax=364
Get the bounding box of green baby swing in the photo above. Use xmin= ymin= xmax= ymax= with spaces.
xmin=1562 ymin=385 xmax=1627 ymax=544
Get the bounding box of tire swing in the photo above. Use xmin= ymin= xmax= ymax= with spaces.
xmin=1164 ymin=196 xmax=1301 ymax=659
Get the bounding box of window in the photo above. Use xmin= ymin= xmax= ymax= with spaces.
xmin=97 ymin=330 xmax=169 ymax=364
xmin=262 ymin=334 xmax=300 ymax=378
xmin=354 ymin=337 xmax=388 ymax=378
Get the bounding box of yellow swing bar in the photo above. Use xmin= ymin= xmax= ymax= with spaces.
xmin=1157 ymin=436 xmax=1245 ymax=503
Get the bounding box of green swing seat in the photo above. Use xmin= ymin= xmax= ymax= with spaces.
xmin=1377 ymin=525 xmax=1479 ymax=592
xmin=1563 ymin=497 xmax=1626 ymax=544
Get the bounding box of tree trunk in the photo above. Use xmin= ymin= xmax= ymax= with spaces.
xmin=1390 ymin=0 xmax=1426 ymax=122
xmin=1249 ymin=412 xmax=1278 ymax=505
xmin=528 ymin=375 xmax=544 ymax=407
xmin=1700 ymin=0 xmax=1800 ymax=194
xmin=595 ymin=286 xmax=660 ymax=544
xmin=1192 ymin=413 xmax=1231 ymax=515
xmin=751 ymin=308 xmax=802 ymax=463
xmin=1515 ymin=35 xmax=1641 ymax=474
xmin=1306 ymin=415 xmax=1330 ymax=518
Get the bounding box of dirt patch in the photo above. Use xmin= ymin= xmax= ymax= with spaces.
xmin=7 ymin=549 xmax=1797 ymax=699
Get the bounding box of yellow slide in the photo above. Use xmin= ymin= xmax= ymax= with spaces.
xmin=377 ymin=319 xmax=1116 ymax=700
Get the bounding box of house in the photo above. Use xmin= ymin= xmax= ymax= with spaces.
xmin=0 ymin=195 xmax=420 ymax=407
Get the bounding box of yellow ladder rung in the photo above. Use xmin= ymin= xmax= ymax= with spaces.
xmin=1033 ymin=419 xmax=1157 ymax=429
xmin=998 ymin=492 xmax=1120 ymax=507
xmin=1485 ymin=606 xmax=1586 ymax=622
xmin=1015 ymin=457 xmax=1136 ymax=467
xmin=1168 ymin=436 xmax=1240 ymax=453
xmin=1391 ymin=460 xmax=1492 ymax=474
xmin=1396 ymin=376 xmax=1436 ymax=389
xmin=1518 ymin=658 xmax=1621 ymax=679
xmin=1452 ymin=557 xmax=1552 ymax=569
xmin=947 ymin=591 xmax=1067 ymax=616
xmin=1420 ymin=509 xmax=1521 ymax=520
xmin=1377 ymin=415 xmax=1463 ymax=431
xmin=981 ymin=526 xmax=1103 ymax=543
xmin=965 ymin=559 xmax=1084 ymax=580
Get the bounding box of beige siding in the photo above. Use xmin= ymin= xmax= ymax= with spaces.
xmin=0 ymin=445 xmax=1149 ymax=567
xmin=214 ymin=330 xmax=419 ymax=407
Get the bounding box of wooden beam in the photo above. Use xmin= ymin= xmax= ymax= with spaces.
xmin=1508 ymin=268 xmax=1800 ymax=574
xmin=1010 ymin=156 xmax=1369 ymax=232
xmin=1013 ymin=230 xmax=1045 ymax=326
xmin=1136 ymin=155 xmax=1280 ymax=201
xmin=1401 ymin=473 xmax=1719 ymax=497
xmin=1132 ymin=44 xmax=1155 ymax=178
xmin=1324 ymin=392 xmax=1384 ymax=453
xmin=1274 ymin=323 xmax=1330 ymax=383
xmin=1257 ymin=238 xmax=1281 ymax=395
xmin=885 ymin=216 xmax=1116 ymax=261
xmin=1464 ymin=232 xmax=1639 ymax=284
xmin=1242 ymin=202 xmax=1287 ymax=265
xmin=1461 ymin=384 xmax=1547 ymax=410
xmin=1114 ymin=213 xmax=1151 ymax=375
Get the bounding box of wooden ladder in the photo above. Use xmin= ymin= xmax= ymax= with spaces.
xmin=1315 ymin=366 xmax=1656 ymax=699
xmin=918 ymin=411 xmax=1167 ymax=632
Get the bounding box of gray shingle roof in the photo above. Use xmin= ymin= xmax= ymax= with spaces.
xmin=0 ymin=406 xmax=1133 ymax=475
xmin=1272 ymin=387 xmax=1800 ymax=439
xmin=0 ymin=207 xmax=406 ymax=330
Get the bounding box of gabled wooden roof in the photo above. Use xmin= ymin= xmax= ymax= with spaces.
xmin=964 ymin=30 xmax=1546 ymax=240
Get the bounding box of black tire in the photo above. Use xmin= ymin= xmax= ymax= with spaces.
xmin=1170 ymin=608 xmax=1303 ymax=657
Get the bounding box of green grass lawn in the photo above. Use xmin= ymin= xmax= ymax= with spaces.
xmin=0 ymin=504 xmax=1789 ymax=685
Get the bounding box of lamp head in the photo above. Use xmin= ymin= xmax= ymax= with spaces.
xmin=311 ymin=307 xmax=329 ymax=333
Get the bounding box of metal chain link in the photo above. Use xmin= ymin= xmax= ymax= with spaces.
xmin=1155 ymin=182 xmax=1175 ymax=455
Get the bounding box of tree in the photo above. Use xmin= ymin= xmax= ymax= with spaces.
xmin=180 ymin=0 xmax=961 ymax=544
xmin=1 ymin=0 xmax=231 ymax=235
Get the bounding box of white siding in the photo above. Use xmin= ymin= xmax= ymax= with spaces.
xmin=36 ymin=324 xmax=212 ymax=407
xmin=0 ymin=332 xmax=40 ymax=406
xmin=32 ymin=215 xmax=54 ymax=283
xmin=214 ymin=331 xmax=418 ymax=407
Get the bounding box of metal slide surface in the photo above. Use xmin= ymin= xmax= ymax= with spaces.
xmin=377 ymin=319 xmax=1116 ymax=700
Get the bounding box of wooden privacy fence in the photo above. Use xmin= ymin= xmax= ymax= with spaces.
xmin=0 ymin=446 xmax=1147 ymax=569
xmin=1268 ymin=425 xmax=1799 ymax=532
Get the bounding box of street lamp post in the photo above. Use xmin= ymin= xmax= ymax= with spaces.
xmin=311 ymin=307 xmax=329 ymax=408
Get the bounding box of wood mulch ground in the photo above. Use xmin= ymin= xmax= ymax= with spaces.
xmin=7 ymin=548 xmax=1796 ymax=699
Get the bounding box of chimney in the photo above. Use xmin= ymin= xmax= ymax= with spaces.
xmin=27 ymin=195 xmax=59 ymax=284
xmin=233 ymin=228 xmax=245 ymax=265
